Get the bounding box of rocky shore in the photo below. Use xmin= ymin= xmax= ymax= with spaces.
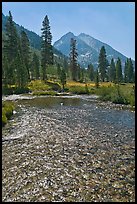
xmin=2 ymin=96 xmax=135 ymax=202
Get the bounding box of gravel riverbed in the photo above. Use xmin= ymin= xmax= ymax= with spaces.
xmin=2 ymin=96 xmax=135 ymax=202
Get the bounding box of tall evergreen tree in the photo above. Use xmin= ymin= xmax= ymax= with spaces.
xmin=98 ymin=46 xmax=108 ymax=82
xmin=41 ymin=15 xmax=53 ymax=80
xmin=13 ymin=36 xmax=29 ymax=88
xmin=128 ymin=58 xmax=134 ymax=83
xmin=77 ymin=64 xmax=81 ymax=81
xmin=95 ymin=69 xmax=99 ymax=88
xmin=80 ymin=68 xmax=85 ymax=82
xmin=124 ymin=59 xmax=128 ymax=83
xmin=60 ymin=68 xmax=66 ymax=91
xmin=20 ymin=30 xmax=31 ymax=80
xmin=87 ymin=63 xmax=94 ymax=81
xmin=108 ymin=58 xmax=116 ymax=82
xmin=116 ymin=57 xmax=123 ymax=83
xmin=63 ymin=58 xmax=69 ymax=77
xmin=69 ymin=38 xmax=78 ymax=81
xmin=2 ymin=54 xmax=10 ymax=87
xmin=31 ymin=52 xmax=40 ymax=80
xmin=57 ymin=63 xmax=61 ymax=79
xmin=3 ymin=11 xmax=20 ymax=85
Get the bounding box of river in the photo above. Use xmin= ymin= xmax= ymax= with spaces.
xmin=2 ymin=95 xmax=135 ymax=202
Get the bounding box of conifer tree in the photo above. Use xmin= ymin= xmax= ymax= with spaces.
xmin=69 ymin=38 xmax=78 ymax=81
xmin=116 ymin=57 xmax=123 ymax=83
xmin=77 ymin=64 xmax=81 ymax=81
xmin=31 ymin=52 xmax=40 ymax=80
xmin=128 ymin=58 xmax=134 ymax=83
xmin=60 ymin=68 xmax=66 ymax=91
xmin=108 ymin=58 xmax=116 ymax=82
xmin=124 ymin=59 xmax=128 ymax=83
xmin=20 ymin=30 xmax=31 ymax=80
xmin=80 ymin=68 xmax=85 ymax=82
xmin=87 ymin=63 xmax=94 ymax=81
xmin=3 ymin=11 xmax=20 ymax=85
xmin=41 ymin=15 xmax=53 ymax=80
xmin=124 ymin=58 xmax=134 ymax=83
xmin=98 ymin=46 xmax=108 ymax=82
xmin=63 ymin=58 xmax=69 ymax=77
xmin=2 ymin=54 xmax=10 ymax=87
xmin=15 ymin=49 xmax=28 ymax=88
xmin=95 ymin=69 xmax=99 ymax=88
xmin=57 ymin=63 xmax=61 ymax=79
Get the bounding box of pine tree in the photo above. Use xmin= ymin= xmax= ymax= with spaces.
xmin=77 ymin=64 xmax=81 ymax=81
xmin=87 ymin=63 xmax=94 ymax=81
xmin=3 ymin=11 xmax=20 ymax=85
xmin=98 ymin=46 xmax=108 ymax=82
xmin=128 ymin=58 xmax=134 ymax=83
xmin=69 ymin=38 xmax=78 ymax=81
xmin=11 ymin=35 xmax=29 ymax=89
xmin=124 ymin=59 xmax=128 ymax=83
xmin=95 ymin=69 xmax=99 ymax=88
xmin=57 ymin=63 xmax=61 ymax=79
xmin=31 ymin=52 xmax=40 ymax=80
xmin=108 ymin=58 xmax=116 ymax=82
xmin=63 ymin=58 xmax=69 ymax=77
xmin=80 ymin=68 xmax=85 ymax=82
xmin=41 ymin=15 xmax=53 ymax=80
xmin=60 ymin=68 xmax=66 ymax=91
xmin=15 ymin=49 xmax=28 ymax=88
xmin=20 ymin=30 xmax=31 ymax=80
xmin=2 ymin=54 xmax=10 ymax=87
xmin=116 ymin=57 xmax=123 ymax=83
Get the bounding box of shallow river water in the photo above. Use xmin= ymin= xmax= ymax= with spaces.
xmin=2 ymin=95 xmax=135 ymax=202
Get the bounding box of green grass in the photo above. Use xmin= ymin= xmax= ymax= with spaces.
xmin=2 ymin=101 xmax=15 ymax=126
xmin=94 ymin=83 xmax=135 ymax=108
xmin=68 ymin=85 xmax=89 ymax=94
xmin=27 ymin=80 xmax=135 ymax=108
xmin=28 ymin=80 xmax=51 ymax=91
xmin=28 ymin=80 xmax=61 ymax=93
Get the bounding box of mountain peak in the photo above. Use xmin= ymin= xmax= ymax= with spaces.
xmin=78 ymin=33 xmax=88 ymax=36
xmin=54 ymin=32 xmax=134 ymax=69
xmin=78 ymin=33 xmax=93 ymax=38
xmin=63 ymin=32 xmax=75 ymax=38
xmin=66 ymin=31 xmax=74 ymax=35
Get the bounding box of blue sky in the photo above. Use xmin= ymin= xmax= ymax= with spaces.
xmin=2 ymin=2 xmax=135 ymax=60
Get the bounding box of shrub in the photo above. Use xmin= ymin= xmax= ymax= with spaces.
xmin=96 ymin=86 xmax=115 ymax=100
xmin=2 ymin=110 xmax=8 ymax=126
xmin=111 ymin=95 xmax=129 ymax=105
xmin=2 ymin=101 xmax=15 ymax=126
xmin=2 ymin=87 xmax=14 ymax=95
xmin=14 ymin=87 xmax=30 ymax=94
xmin=28 ymin=80 xmax=50 ymax=91
xmin=46 ymin=81 xmax=61 ymax=91
xmin=69 ymin=86 xmax=89 ymax=94
xmin=2 ymin=101 xmax=14 ymax=119
xmin=28 ymin=80 xmax=62 ymax=92
xmin=96 ymin=85 xmax=130 ymax=105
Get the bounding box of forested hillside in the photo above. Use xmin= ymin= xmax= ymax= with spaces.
xmin=2 ymin=13 xmax=68 ymax=63
xmin=2 ymin=11 xmax=135 ymax=97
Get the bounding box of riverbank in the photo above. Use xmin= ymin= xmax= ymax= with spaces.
xmin=2 ymin=81 xmax=135 ymax=127
xmin=2 ymin=80 xmax=135 ymax=108
xmin=2 ymin=95 xmax=135 ymax=202
xmin=2 ymin=92 xmax=135 ymax=112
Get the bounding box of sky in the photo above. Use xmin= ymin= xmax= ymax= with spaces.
xmin=2 ymin=2 xmax=135 ymax=60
